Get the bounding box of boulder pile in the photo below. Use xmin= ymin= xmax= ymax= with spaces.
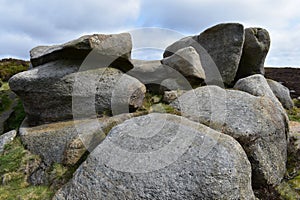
xmin=8 ymin=22 xmax=295 ymax=199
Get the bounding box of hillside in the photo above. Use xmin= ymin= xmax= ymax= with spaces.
xmin=265 ymin=67 xmax=300 ymax=98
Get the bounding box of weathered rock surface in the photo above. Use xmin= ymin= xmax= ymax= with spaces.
xmin=9 ymin=62 xmax=146 ymax=125
xmin=267 ymin=79 xmax=294 ymax=110
xmin=128 ymin=59 xmax=193 ymax=92
xmin=164 ymin=23 xmax=244 ymax=86
xmin=235 ymin=28 xmax=270 ymax=80
xmin=19 ymin=113 xmax=139 ymax=166
xmin=161 ymin=46 xmax=205 ymax=85
xmin=30 ymin=33 xmax=133 ymax=72
xmin=0 ymin=130 xmax=16 ymax=153
xmin=234 ymin=74 xmax=286 ymax=112
xmin=54 ymin=113 xmax=255 ymax=200
xmin=171 ymin=86 xmax=288 ymax=186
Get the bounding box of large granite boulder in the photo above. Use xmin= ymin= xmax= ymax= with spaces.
xmin=9 ymin=62 xmax=146 ymax=125
xmin=267 ymin=79 xmax=294 ymax=110
xmin=30 ymin=33 xmax=133 ymax=72
xmin=171 ymin=86 xmax=288 ymax=187
xmin=164 ymin=23 xmax=245 ymax=86
xmin=161 ymin=46 xmax=206 ymax=85
xmin=54 ymin=113 xmax=255 ymax=200
xmin=235 ymin=28 xmax=270 ymax=80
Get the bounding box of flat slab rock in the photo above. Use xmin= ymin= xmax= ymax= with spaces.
xmin=54 ymin=113 xmax=255 ymax=200
xmin=30 ymin=33 xmax=133 ymax=72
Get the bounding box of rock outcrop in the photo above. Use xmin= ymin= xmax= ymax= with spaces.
xmin=171 ymin=85 xmax=288 ymax=186
xmin=5 ymin=23 xmax=295 ymax=199
xmin=164 ymin=23 xmax=244 ymax=86
xmin=235 ymin=28 xmax=270 ymax=80
xmin=54 ymin=113 xmax=255 ymax=200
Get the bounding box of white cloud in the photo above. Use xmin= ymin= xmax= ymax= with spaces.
xmin=0 ymin=0 xmax=140 ymax=59
xmin=0 ymin=0 xmax=299 ymax=67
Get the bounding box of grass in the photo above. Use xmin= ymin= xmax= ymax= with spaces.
xmin=287 ymin=99 xmax=300 ymax=122
xmin=0 ymin=138 xmax=54 ymax=200
xmin=0 ymin=136 xmax=84 ymax=199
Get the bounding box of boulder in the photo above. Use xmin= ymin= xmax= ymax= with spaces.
xmin=0 ymin=130 xmax=16 ymax=153
xmin=164 ymin=23 xmax=245 ymax=86
xmin=128 ymin=59 xmax=193 ymax=92
xmin=234 ymin=74 xmax=285 ymax=112
xmin=30 ymin=33 xmax=133 ymax=72
xmin=54 ymin=113 xmax=255 ymax=200
xmin=171 ymin=85 xmax=288 ymax=186
xmin=19 ymin=113 xmax=139 ymax=166
xmin=9 ymin=62 xmax=146 ymax=125
xmin=161 ymin=46 xmax=206 ymax=85
xmin=235 ymin=28 xmax=270 ymax=80
xmin=267 ymin=79 xmax=294 ymax=110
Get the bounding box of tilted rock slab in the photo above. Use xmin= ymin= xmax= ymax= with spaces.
xmin=171 ymin=86 xmax=288 ymax=187
xmin=235 ymin=28 xmax=270 ymax=80
xmin=164 ymin=23 xmax=244 ymax=86
xmin=161 ymin=46 xmax=206 ymax=85
xmin=9 ymin=62 xmax=146 ymax=125
xmin=54 ymin=113 xmax=255 ymax=200
xmin=30 ymin=33 xmax=133 ymax=72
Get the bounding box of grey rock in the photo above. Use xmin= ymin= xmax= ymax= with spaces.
xmin=54 ymin=113 xmax=255 ymax=200
xmin=234 ymin=74 xmax=285 ymax=112
xmin=0 ymin=130 xmax=16 ymax=153
xmin=267 ymin=79 xmax=294 ymax=110
xmin=19 ymin=113 xmax=139 ymax=166
xmin=128 ymin=59 xmax=193 ymax=92
xmin=30 ymin=33 xmax=133 ymax=72
xmin=9 ymin=61 xmax=146 ymax=125
xmin=235 ymin=28 xmax=270 ymax=80
xmin=164 ymin=23 xmax=245 ymax=86
xmin=171 ymin=85 xmax=288 ymax=186
xmin=161 ymin=46 xmax=206 ymax=85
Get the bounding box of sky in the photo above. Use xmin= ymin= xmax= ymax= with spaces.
xmin=0 ymin=0 xmax=300 ymax=67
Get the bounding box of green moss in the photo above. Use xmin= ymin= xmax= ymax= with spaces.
xmin=0 ymin=91 xmax=12 ymax=113
xmin=0 ymin=82 xmax=10 ymax=91
xmin=137 ymin=92 xmax=181 ymax=116
xmin=287 ymin=107 xmax=300 ymax=122
xmin=0 ymin=137 xmax=54 ymax=199
xmin=0 ymin=59 xmax=29 ymax=82
xmin=4 ymin=99 xmax=26 ymax=132
xmin=276 ymin=182 xmax=300 ymax=200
